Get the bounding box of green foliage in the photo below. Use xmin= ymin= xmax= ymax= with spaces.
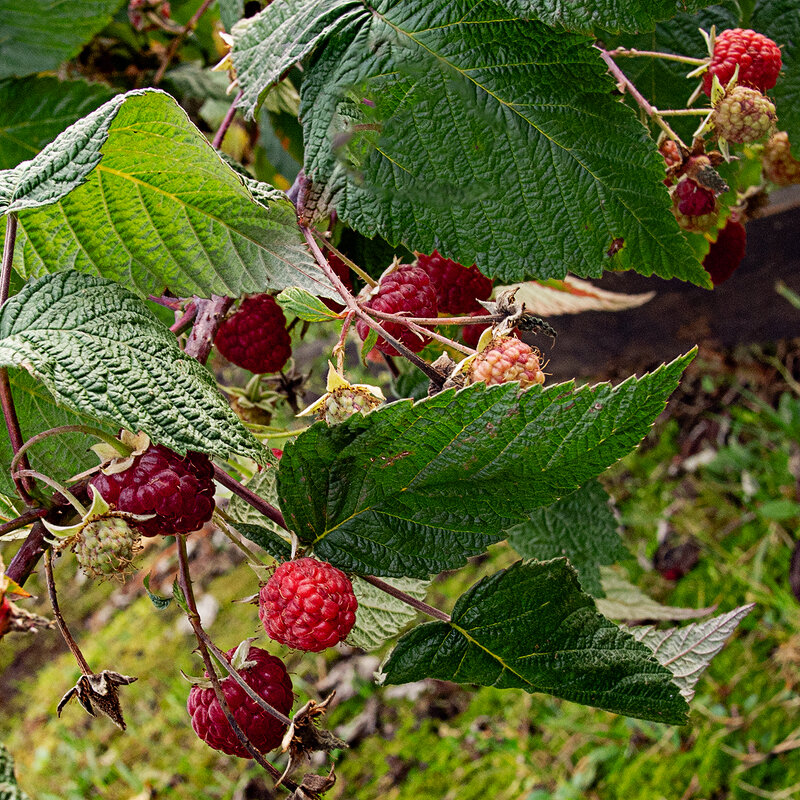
xmin=0 ymin=272 xmax=266 ymax=464
xmin=506 ymin=479 xmax=629 ymax=596
xmin=232 ymin=0 xmax=709 ymax=285
xmin=0 ymin=90 xmax=335 ymax=300
xmin=0 ymin=0 xmax=122 ymax=79
xmin=382 ymin=558 xmax=689 ymax=724
xmin=0 ymin=742 xmax=30 ymax=800
xmin=277 ymin=287 xmax=341 ymax=322
xmin=278 ymin=353 xmax=694 ymax=578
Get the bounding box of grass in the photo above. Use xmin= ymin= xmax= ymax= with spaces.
xmin=2 ymin=388 xmax=800 ymax=799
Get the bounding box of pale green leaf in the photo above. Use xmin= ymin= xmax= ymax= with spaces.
xmin=0 ymin=272 xmax=267 ymax=463
xmin=277 ymin=287 xmax=341 ymax=322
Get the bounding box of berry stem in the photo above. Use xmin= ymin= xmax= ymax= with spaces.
xmin=175 ymin=536 xmax=294 ymax=785
xmin=15 ymin=470 xmax=86 ymax=516
xmin=605 ymin=47 xmax=707 ymax=66
xmin=5 ymin=521 xmax=48 ymax=586
xmin=170 ymin=299 xmax=198 ymax=334
xmin=147 ymin=294 xmax=184 ymax=310
xmin=0 ymin=506 xmax=48 ymax=538
xmin=302 ymin=226 xmax=446 ymax=387
xmin=403 ymin=319 xmax=474 ymax=356
xmin=213 ymin=464 xmax=289 ymax=532
xmin=371 ymin=311 xmax=501 ymax=327
xmin=44 ymin=550 xmax=93 ymax=675
xmin=596 ymin=47 xmax=687 ymax=147
xmin=151 ymin=0 xmax=216 ymax=86
xmin=362 ymin=574 xmax=451 ymax=623
xmin=333 ymin=312 xmax=355 ymax=372
xmin=312 ymin=232 xmax=378 ymax=288
xmin=212 ymin=90 xmax=244 ymax=150
xmin=183 ymin=295 xmax=234 ymax=364
xmin=655 ymin=107 xmax=713 ymax=116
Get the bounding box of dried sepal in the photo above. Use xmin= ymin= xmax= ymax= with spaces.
xmin=57 ymin=671 xmax=138 ymax=730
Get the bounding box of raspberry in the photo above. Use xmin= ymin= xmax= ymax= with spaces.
xmin=416 ymin=251 xmax=493 ymax=314
xmin=467 ymin=336 xmax=545 ymax=388
xmin=321 ymin=387 xmax=383 ymax=424
xmin=659 ymin=139 xmax=682 ymax=170
xmin=322 ymin=251 xmax=352 ymax=312
xmin=90 ymin=444 xmax=215 ymax=538
xmin=356 ymin=265 xmax=438 ymax=357
xmin=712 ymin=86 xmax=777 ymax=144
xmin=215 ymin=294 xmax=292 ymax=374
xmin=763 ymin=131 xmax=800 ymax=186
xmin=703 ymin=218 xmax=747 ymax=286
xmin=703 ymin=29 xmax=782 ymax=97
xmin=462 ymin=311 xmax=491 ymax=349
xmin=671 ymin=179 xmax=719 ymax=233
xmin=259 ymin=558 xmax=357 ymax=652
xmin=71 ymin=516 xmax=141 ymax=579
xmin=187 ymin=646 xmax=293 ymax=758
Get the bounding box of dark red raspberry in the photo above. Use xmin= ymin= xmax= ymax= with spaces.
xmin=215 ymin=294 xmax=292 ymax=374
xmin=356 ymin=265 xmax=438 ymax=357
xmin=416 ymin=250 xmax=493 ymax=314
xmin=322 ymin=251 xmax=353 ymax=312
xmin=259 ymin=558 xmax=357 ymax=652
xmin=90 ymin=444 xmax=215 ymax=538
xmin=675 ymin=178 xmax=716 ymax=216
xmin=703 ymin=29 xmax=782 ymax=96
xmin=462 ymin=310 xmax=491 ymax=349
xmin=703 ymin=218 xmax=747 ymax=285
xmin=187 ymin=646 xmax=293 ymax=758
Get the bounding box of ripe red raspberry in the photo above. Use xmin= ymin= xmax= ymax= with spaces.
xmin=671 ymin=178 xmax=718 ymax=233
xmin=259 ymin=558 xmax=357 ymax=652
xmin=187 ymin=646 xmax=293 ymax=758
xmin=467 ymin=336 xmax=545 ymax=388
xmin=356 ymin=265 xmax=438 ymax=357
xmin=90 ymin=444 xmax=215 ymax=538
xmin=712 ymin=86 xmax=776 ymax=144
xmin=215 ymin=294 xmax=292 ymax=374
xmin=703 ymin=218 xmax=747 ymax=285
xmin=462 ymin=310 xmax=491 ymax=349
xmin=416 ymin=251 xmax=493 ymax=314
xmin=762 ymin=131 xmax=800 ymax=186
xmin=703 ymin=28 xmax=782 ymax=96
xmin=322 ymin=251 xmax=352 ymax=312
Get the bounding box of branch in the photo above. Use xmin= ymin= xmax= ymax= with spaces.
xmin=152 ymin=0 xmax=217 ymax=86
xmin=361 ymin=574 xmax=451 ymax=623
xmin=0 ymin=506 xmax=48 ymax=537
xmin=212 ymin=91 xmax=244 ymax=150
xmin=183 ymin=295 xmax=233 ymax=364
xmin=213 ymin=464 xmax=288 ymax=531
xmin=5 ymin=521 xmax=49 ymax=585
xmin=45 ymin=550 xmax=92 ymax=674
xmin=605 ymin=47 xmax=706 ymax=66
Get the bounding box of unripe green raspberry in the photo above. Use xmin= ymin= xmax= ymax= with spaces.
xmin=322 ymin=387 xmax=383 ymax=424
xmin=762 ymin=131 xmax=800 ymax=186
xmin=712 ymin=86 xmax=776 ymax=144
xmin=71 ymin=517 xmax=141 ymax=579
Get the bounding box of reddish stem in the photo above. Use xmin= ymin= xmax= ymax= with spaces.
xmin=212 ymin=91 xmax=244 ymax=150
xmin=361 ymin=574 xmax=451 ymax=623
xmin=0 ymin=506 xmax=48 ymax=537
xmin=152 ymin=0 xmax=216 ymax=86
xmin=213 ymin=464 xmax=288 ymax=531
xmin=183 ymin=295 xmax=233 ymax=364
xmin=170 ymin=300 xmax=198 ymax=334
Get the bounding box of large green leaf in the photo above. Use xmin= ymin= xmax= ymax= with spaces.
xmin=0 ymin=89 xmax=335 ymax=300
xmin=0 ymin=77 xmax=115 ymax=170
xmin=0 ymin=0 xmax=122 ymax=79
xmin=0 ymin=272 xmax=266 ymax=463
xmin=233 ymin=0 xmax=708 ymax=286
xmin=500 ymin=1 xmax=713 ymax=34
xmin=506 ymin=480 xmax=629 ymax=596
xmin=381 ymin=559 xmax=689 ymax=724
xmin=277 ymin=352 xmax=694 ymax=578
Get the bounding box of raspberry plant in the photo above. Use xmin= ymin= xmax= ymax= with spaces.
xmin=0 ymin=0 xmax=797 ymax=796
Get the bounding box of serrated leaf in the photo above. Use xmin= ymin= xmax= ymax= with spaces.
xmin=0 ymin=0 xmax=122 ymax=79
xmin=234 ymin=1 xmax=708 ymax=286
xmin=595 ymin=567 xmax=716 ymax=621
xmin=0 ymin=272 xmax=266 ymax=463
xmin=0 ymin=369 xmax=116 ymax=499
xmin=234 ymin=523 xmax=293 ymax=561
xmin=277 ymin=287 xmax=341 ymax=322
xmin=501 ymin=276 xmax=654 ymax=316
xmin=143 ymin=575 xmax=172 ymax=610
xmin=347 ymin=575 xmax=430 ymax=651
xmin=172 ymin=581 xmax=190 ymax=614
xmin=0 ymin=89 xmax=335 ymax=300
xmin=498 ymin=0 xmax=713 ymax=34
xmin=382 ymin=559 xmax=689 ymax=724
xmin=278 ymin=352 xmax=695 ymax=578
xmin=507 ymin=480 xmax=629 ymax=596
xmin=0 ymin=77 xmax=116 ymax=170
xmin=630 ymin=604 xmax=754 ymax=702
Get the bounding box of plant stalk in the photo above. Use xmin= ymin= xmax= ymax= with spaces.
xmin=152 ymin=0 xmax=217 ymax=86
xmin=362 ymin=574 xmax=451 ymax=622
xmin=212 ymin=91 xmax=244 ymax=150
xmin=213 ymin=464 xmax=288 ymax=531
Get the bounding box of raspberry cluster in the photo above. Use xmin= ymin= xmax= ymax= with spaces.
xmin=187 ymin=646 xmax=293 ymax=758
xmin=90 ymin=444 xmax=215 ymax=538
xmin=417 ymin=251 xmax=493 ymax=314
xmin=703 ymin=29 xmax=782 ymax=97
xmin=259 ymin=558 xmax=358 ymax=652
xmin=468 ymin=336 xmax=545 ymax=388
xmin=356 ymin=265 xmax=438 ymax=356
xmin=215 ymin=294 xmax=292 ymax=374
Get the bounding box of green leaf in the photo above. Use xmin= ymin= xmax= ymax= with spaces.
xmin=234 ymin=1 xmax=708 ymax=285
xmin=359 ymin=328 xmax=378 ymax=366
xmin=506 ymin=480 xmax=629 ymax=596
xmin=278 ymin=351 xmax=695 ymax=578
xmin=347 ymin=575 xmax=430 ymax=651
xmin=0 ymin=370 xmax=115 ymax=499
xmin=0 ymin=0 xmax=123 ymax=79
xmin=0 ymin=742 xmax=31 ymax=800
xmin=277 ymin=287 xmax=341 ymax=322
xmin=381 ymin=559 xmax=689 ymax=724
xmin=172 ymin=581 xmax=190 ymax=614
xmin=219 ymin=0 xmax=245 ymax=30
xmin=0 ymin=77 xmax=116 ymax=170
xmin=500 ymin=1 xmax=713 ymax=34
xmin=0 ymin=89 xmax=335 ymax=300
xmin=630 ymin=604 xmax=754 ymax=701
xmin=0 ymin=272 xmax=266 ymax=464
xmin=227 ymin=467 xmax=284 ymax=533
xmin=595 ymin=567 xmax=716 ymax=621
xmin=143 ymin=575 xmax=173 ymax=610
xmin=234 ymin=523 xmax=293 ymax=561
